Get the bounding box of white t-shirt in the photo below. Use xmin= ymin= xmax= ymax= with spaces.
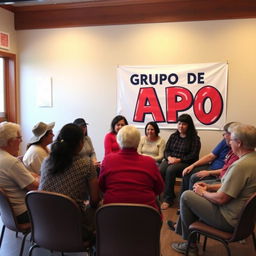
xmin=0 ymin=149 xmax=35 ymax=216
xmin=23 ymin=145 xmax=49 ymax=174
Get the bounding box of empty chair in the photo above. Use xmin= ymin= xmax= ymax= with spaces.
xmin=25 ymin=190 xmax=94 ymax=256
xmin=0 ymin=188 xmax=31 ymax=256
xmin=186 ymin=192 xmax=256 ymax=256
xmin=96 ymin=203 xmax=162 ymax=256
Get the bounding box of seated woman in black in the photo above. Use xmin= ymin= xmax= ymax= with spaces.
xmin=160 ymin=114 xmax=201 ymax=210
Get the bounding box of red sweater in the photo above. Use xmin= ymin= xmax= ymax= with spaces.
xmin=104 ymin=132 xmax=120 ymax=156
xmin=99 ymin=148 xmax=164 ymax=211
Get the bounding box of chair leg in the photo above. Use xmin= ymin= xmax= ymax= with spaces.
xmin=252 ymin=232 xmax=256 ymax=250
xmin=28 ymin=244 xmax=39 ymax=256
xmin=19 ymin=232 xmax=30 ymax=256
xmin=222 ymin=242 xmax=231 ymax=256
xmin=186 ymin=231 xmax=197 ymax=256
xmin=203 ymin=236 xmax=208 ymax=251
xmin=0 ymin=225 xmax=5 ymax=248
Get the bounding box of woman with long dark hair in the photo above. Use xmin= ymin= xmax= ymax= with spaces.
xmin=104 ymin=115 xmax=128 ymax=155
xmin=160 ymin=114 xmax=201 ymax=210
xmin=39 ymin=123 xmax=100 ymax=240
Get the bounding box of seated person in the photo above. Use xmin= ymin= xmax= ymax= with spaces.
xmin=39 ymin=123 xmax=100 ymax=240
xmin=188 ymin=123 xmax=239 ymax=189
xmin=73 ymin=118 xmax=100 ymax=173
xmin=104 ymin=115 xmax=128 ymax=156
xmin=23 ymin=121 xmax=55 ymax=175
xmin=137 ymin=121 xmax=165 ymax=164
xmin=181 ymin=122 xmax=235 ymax=194
xmin=159 ymin=114 xmax=201 ymax=209
xmin=99 ymin=125 xmax=164 ymax=212
xmin=169 ymin=123 xmax=256 ymax=256
xmin=0 ymin=122 xmax=38 ymax=224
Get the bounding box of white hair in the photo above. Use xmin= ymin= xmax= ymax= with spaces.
xmin=0 ymin=122 xmax=20 ymax=147
xmin=117 ymin=125 xmax=141 ymax=149
xmin=230 ymin=123 xmax=256 ymax=150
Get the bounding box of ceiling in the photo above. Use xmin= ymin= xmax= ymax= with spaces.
xmin=0 ymin=0 xmax=95 ymax=6
xmin=1 ymin=0 xmax=256 ymax=30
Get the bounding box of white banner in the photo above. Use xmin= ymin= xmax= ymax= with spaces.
xmin=117 ymin=62 xmax=228 ymax=130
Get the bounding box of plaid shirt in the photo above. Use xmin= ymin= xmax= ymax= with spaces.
xmin=164 ymin=131 xmax=201 ymax=164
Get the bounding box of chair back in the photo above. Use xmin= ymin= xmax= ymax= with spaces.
xmin=0 ymin=188 xmax=19 ymax=231
xmin=230 ymin=192 xmax=256 ymax=242
xmin=25 ymin=190 xmax=85 ymax=252
xmin=96 ymin=203 xmax=162 ymax=256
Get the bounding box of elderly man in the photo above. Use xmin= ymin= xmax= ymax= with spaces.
xmin=170 ymin=123 xmax=256 ymax=256
xmin=0 ymin=122 xmax=38 ymax=224
xmin=181 ymin=122 xmax=236 ymax=194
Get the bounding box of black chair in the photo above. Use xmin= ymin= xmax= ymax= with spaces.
xmin=0 ymin=188 xmax=31 ymax=256
xmin=25 ymin=190 xmax=94 ymax=256
xmin=186 ymin=192 xmax=256 ymax=256
xmin=96 ymin=203 xmax=162 ymax=256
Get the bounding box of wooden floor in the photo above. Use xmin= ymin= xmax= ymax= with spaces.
xmin=0 ymin=193 xmax=255 ymax=256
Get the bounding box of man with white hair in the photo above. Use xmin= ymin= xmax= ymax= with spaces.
xmin=99 ymin=125 xmax=164 ymax=212
xmin=0 ymin=122 xmax=38 ymax=224
xmin=170 ymin=123 xmax=256 ymax=256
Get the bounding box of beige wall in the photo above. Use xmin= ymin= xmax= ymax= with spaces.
xmin=1 ymin=9 xmax=255 ymax=160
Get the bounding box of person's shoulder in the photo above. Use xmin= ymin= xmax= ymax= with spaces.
xmin=86 ymin=135 xmax=92 ymax=142
xmin=216 ymin=139 xmax=226 ymax=148
xmin=140 ymin=136 xmax=147 ymax=142
xmin=169 ymin=132 xmax=178 ymax=138
xmin=104 ymin=132 xmax=115 ymax=139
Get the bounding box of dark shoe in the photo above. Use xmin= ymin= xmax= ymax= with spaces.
xmin=171 ymin=242 xmax=198 ymax=256
xmin=167 ymin=220 xmax=176 ymax=231
xmin=176 ymin=209 xmax=180 ymax=215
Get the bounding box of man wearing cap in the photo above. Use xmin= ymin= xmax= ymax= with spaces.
xmin=0 ymin=122 xmax=39 ymax=224
xmin=23 ymin=121 xmax=55 ymax=175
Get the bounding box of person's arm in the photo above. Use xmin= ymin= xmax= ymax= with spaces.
xmin=183 ymin=152 xmax=216 ymax=176
xmin=98 ymin=158 xmax=106 ymax=192
xmin=194 ymin=182 xmax=221 ymax=192
xmin=137 ymin=137 xmax=143 ymax=154
xmin=163 ymin=134 xmax=173 ymax=159
xmin=154 ymin=138 xmax=165 ymax=162
xmin=87 ymin=136 xmax=97 ymax=161
xmin=195 ymin=168 xmax=221 ymax=178
xmin=194 ymin=183 xmax=232 ymax=205
xmin=88 ymin=177 xmax=100 ymax=208
xmin=104 ymin=133 xmax=115 ymax=155
xmin=24 ymin=180 xmax=39 ymax=191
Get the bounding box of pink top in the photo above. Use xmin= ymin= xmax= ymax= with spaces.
xmin=220 ymin=149 xmax=239 ymax=178
xmin=99 ymin=148 xmax=164 ymax=212
xmin=104 ymin=132 xmax=120 ymax=156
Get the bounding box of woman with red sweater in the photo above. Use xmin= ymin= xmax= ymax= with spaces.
xmin=104 ymin=115 xmax=128 ymax=156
